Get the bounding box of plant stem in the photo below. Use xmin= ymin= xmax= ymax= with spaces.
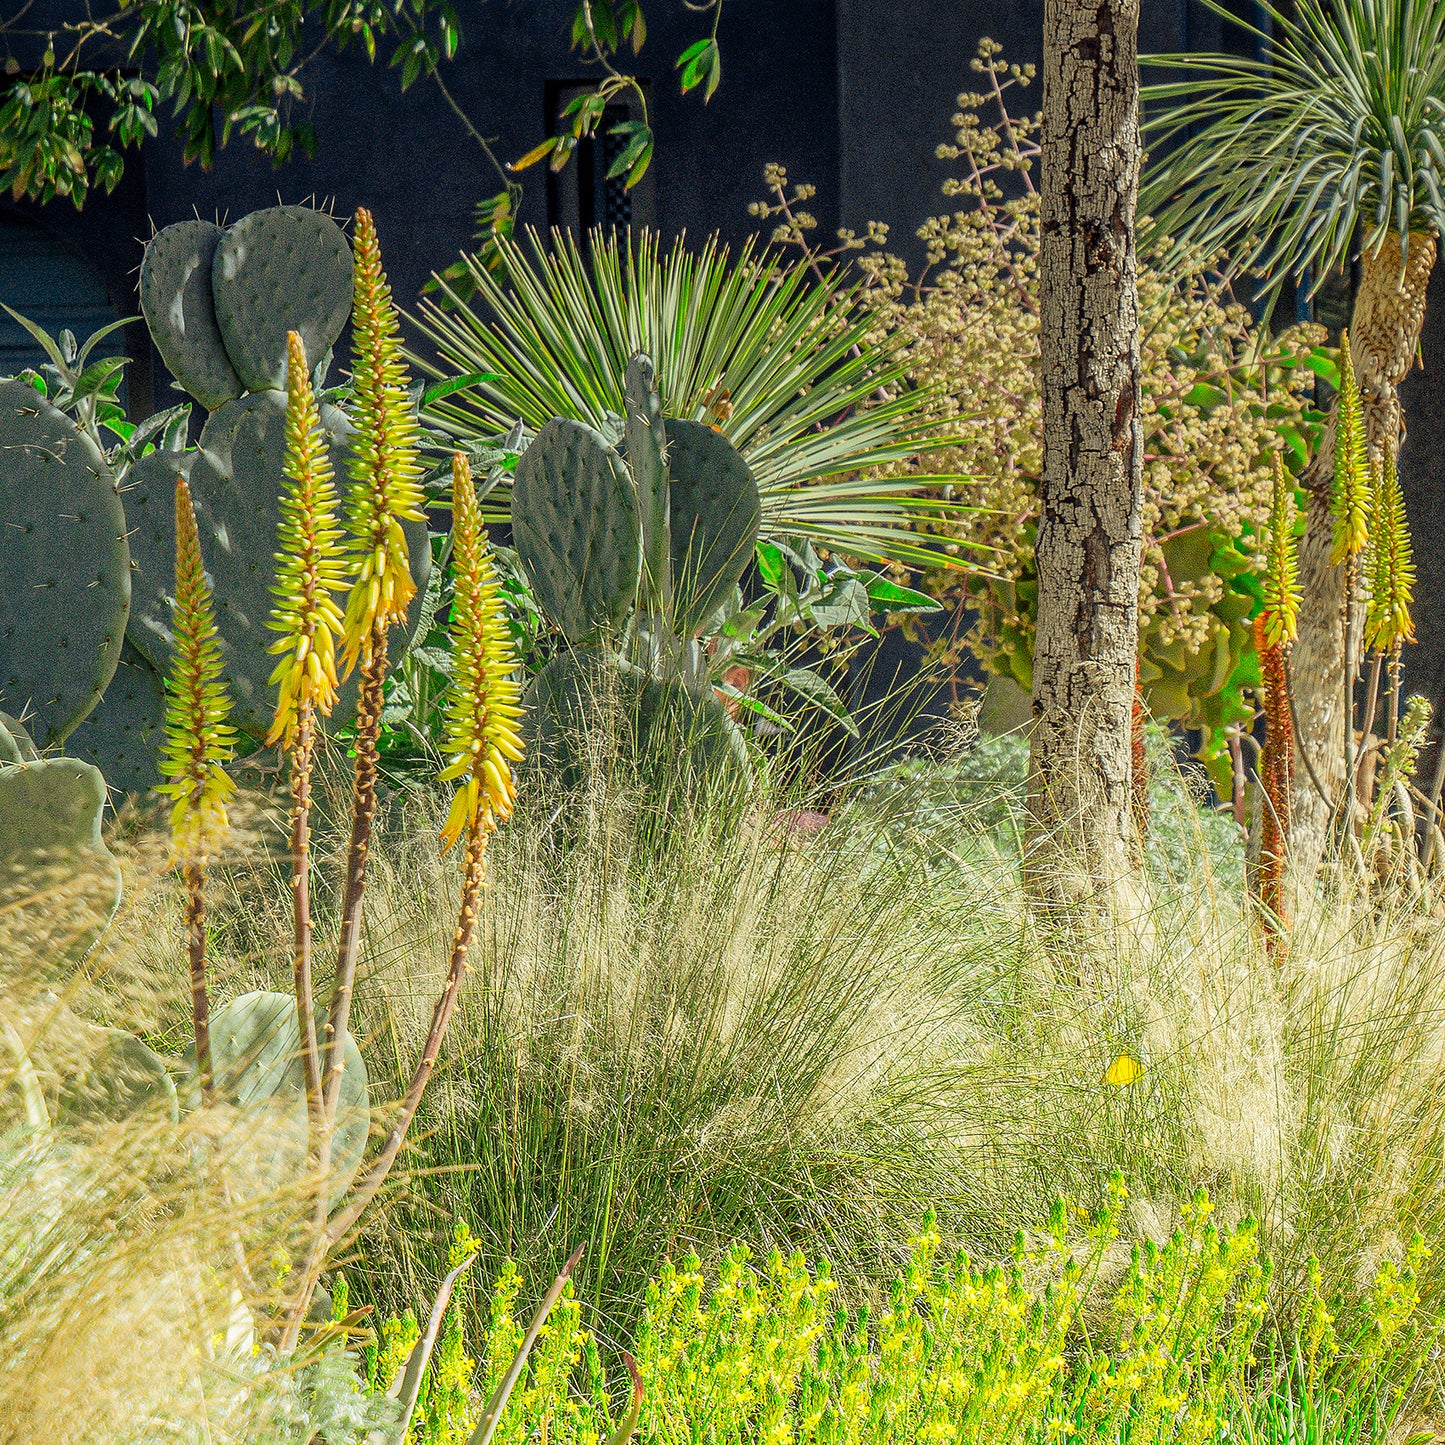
xmin=323 ymin=818 xmax=489 ymax=1248
xmin=1342 ymin=564 xmax=1359 ymax=842
xmin=291 ymin=701 xmax=325 ymax=1147
xmin=324 ymin=628 xmax=388 ymax=1124
xmin=185 ymin=861 xmax=214 ymax=1105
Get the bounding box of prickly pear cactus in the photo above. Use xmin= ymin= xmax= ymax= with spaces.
xmin=659 ymin=419 xmax=761 ymax=635
xmin=66 ymin=640 xmax=165 ymax=795
xmin=0 ymin=757 xmax=123 ymax=960
xmin=211 ymin=206 xmax=354 ymax=393
xmin=0 ymin=711 xmax=38 ymax=765
xmin=123 ymin=392 xmax=430 ymax=737
xmin=625 ymin=353 xmax=671 ymax=618
xmin=511 ymin=418 xmax=640 ymax=642
xmin=57 ymin=1027 xmax=179 ymax=1125
xmin=139 ymin=219 xmax=244 ymax=410
xmin=184 ymin=990 xmax=370 ymax=1207
xmin=0 ymin=380 xmax=130 ymax=748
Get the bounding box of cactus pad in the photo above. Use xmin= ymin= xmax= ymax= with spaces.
xmin=0 ymin=711 xmax=37 ymax=765
xmin=66 ymin=639 xmax=165 ymax=795
xmin=662 ymin=419 xmax=761 ymax=635
xmin=139 ymin=219 xmax=244 ymax=410
xmin=0 ymin=380 xmax=130 ymax=748
xmin=124 ymin=393 xmax=430 ymax=737
xmin=211 ymin=206 xmax=354 ymax=393
xmin=183 ymin=990 xmax=370 ymax=1206
xmin=512 ymin=418 xmax=640 ymax=642
xmin=0 ymin=757 xmax=123 ymax=959
xmin=58 ymin=1027 xmax=179 ymax=1124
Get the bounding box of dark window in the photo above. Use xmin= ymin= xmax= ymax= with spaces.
xmin=545 ymin=81 xmax=656 ymax=246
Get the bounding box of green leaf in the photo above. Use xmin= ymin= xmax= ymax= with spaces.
xmin=861 ymin=573 xmax=941 ymax=613
xmin=774 ymin=666 xmax=859 ymax=737
xmin=421 ymin=371 xmax=501 ymax=407
xmin=756 ymin=542 xmax=785 ymax=589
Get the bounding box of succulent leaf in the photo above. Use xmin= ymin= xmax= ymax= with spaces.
xmin=1329 ymin=331 xmax=1370 ymax=567
xmin=439 ymin=454 xmax=524 ymax=852
xmin=341 ymin=208 xmax=425 ymax=673
xmin=267 ymin=331 xmax=351 ymax=745
xmin=158 ymin=477 xmax=236 ymax=864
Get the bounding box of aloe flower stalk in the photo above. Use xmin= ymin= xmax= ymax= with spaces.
xmin=267 ymin=329 xmax=350 ymax=1150
xmin=322 ymin=453 xmax=523 ymax=1250
xmin=158 ymin=475 xmax=236 ymax=1101
xmin=1364 ymin=447 xmax=1415 ymax=657
xmin=1329 ymin=332 xmax=1370 ymax=568
xmin=326 ymin=207 xmax=424 ymax=1133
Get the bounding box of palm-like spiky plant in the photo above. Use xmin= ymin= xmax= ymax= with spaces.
xmin=1143 ymin=0 xmax=1444 ymax=878
xmin=412 ymin=228 xmax=962 ymax=569
xmin=158 ymin=475 xmax=236 ymax=1102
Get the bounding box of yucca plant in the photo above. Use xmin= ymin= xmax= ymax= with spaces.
xmin=412 ymin=227 xmax=964 ymax=569
xmin=1142 ymin=0 xmax=1445 ymax=878
xmin=158 ymin=474 xmax=237 ymax=1104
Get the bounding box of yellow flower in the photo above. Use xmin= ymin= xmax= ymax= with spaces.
xmin=1104 ymin=1053 xmax=1142 ymax=1087
xmin=1330 ymin=330 xmax=1370 ymax=567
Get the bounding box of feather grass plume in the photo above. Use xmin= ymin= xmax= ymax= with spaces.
xmin=1329 ymin=333 xmax=1370 ymax=567
xmin=1365 ymin=447 xmax=1415 ymax=653
xmin=267 ymin=331 xmax=350 ymax=745
xmin=439 ymin=453 xmax=524 ymax=853
xmin=158 ymin=476 xmax=236 ymax=864
xmin=341 ymin=207 xmax=425 ymax=674
xmin=1261 ymin=452 xmax=1300 ymax=647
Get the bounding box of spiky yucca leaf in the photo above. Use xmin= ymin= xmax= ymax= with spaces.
xmin=1261 ymin=453 xmax=1301 ymax=648
xmin=1365 ymin=448 xmax=1416 ymax=652
xmin=413 ymin=227 xmax=968 ymax=569
xmin=439 ymin=453 xmax=524 ymax=853
xmin=267 ymin=331 xmax=351 ymax=745
xmin=1330 ymin=334 xmax=1370 ymax=566
xmin=342 ymin=207 xmax=425 ymax=673
xmin=159 ymin=477 xmax=236 ymax=863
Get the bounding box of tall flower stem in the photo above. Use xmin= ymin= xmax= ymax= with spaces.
xmin=183 ymin=862 xmax=214 ymax=1103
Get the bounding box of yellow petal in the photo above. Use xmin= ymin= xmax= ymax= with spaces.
xmin=1105 ymin=1054 xmax=1142 ymax=1088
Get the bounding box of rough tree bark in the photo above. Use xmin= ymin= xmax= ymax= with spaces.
xmin=1026 ymin=0 xmax=1145 ymax=903
xmin=1288 ymin=231 xmax=1436 ymax=881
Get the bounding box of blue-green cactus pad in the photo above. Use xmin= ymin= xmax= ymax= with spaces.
xmin=140 ymin=219 xmax=244 ymax=410
xmin=0 ymin=381 xmax=130 ymax=748
xmin=0 ymin=712 xmax=37 ymax=765
xmin=123 ymin=392 xmax=429 ymax=737
xmin=182 ymin=989 xmax=370 ymax=1208
xmin=0 ymin=757 xmax=122 ymax=959
xmin=66 ymin=639 xmax=165 ymax=795
xmin=211 ymin=206 xmax=354 ymax=393
xmin=661 ymin=419 xmax=761 ymax=635
xmin=58 ymin=1027 xmax=179 ymax=1125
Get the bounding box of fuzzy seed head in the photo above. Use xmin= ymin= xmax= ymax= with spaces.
xmin=266 ymin=331 xmax=351 ymax=745
xmin=341 ymin=207 xmax=425 ymax=674
xmin=158 ymin=477 xmax=236 ymax=864
xmin=1330 ymin=331 xmax=1370 ymax=567
xmin=438 ymin=453 xmax=524 ymax=852
xmin=1260 ymin=452 xmax=1300 ymax=648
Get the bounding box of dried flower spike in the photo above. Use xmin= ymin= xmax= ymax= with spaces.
xmin=1261 ymin=452 xmax=1300 ymax=648
xmin=1365 ymin=446 xmax=1415 ymax=653
xmin=1329 ymin=330 xmax=1370 ymax=567
xmin=159 ymin=476 xmax=236 ymax=864
xmin=439 ymin=453 xmax=524 ymax=852
xmin=341 ymin=207 xmax=425 ymax=674
xmin=267 ymin=331 xmax=350 ymax=744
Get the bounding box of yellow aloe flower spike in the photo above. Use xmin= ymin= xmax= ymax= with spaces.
xmin=267 ymin=331 xmax=351 ymax=745
xmin=340 ymin=207 xmax=425 ymax=675
xmin=1329 ymin=329 xmax=1370 ymax=567
xmin=439 ymin=453 xmax=525 ymax=853
xmin=1365 ymin=447 xmax=1415 ymax=652
xmin=158 ymin=476 xmax=236 ymax=864
xmin=1261 ymin=451 xmax=1300 ymax=648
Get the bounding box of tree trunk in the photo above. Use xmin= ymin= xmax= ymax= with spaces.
xmin=1288 ymin=231 xmax=1436 ymax=881
xmin=1027 ymin=0 xmax=1145 ymax=903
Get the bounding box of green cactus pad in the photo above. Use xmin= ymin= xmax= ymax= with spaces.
xmin=66 ymin=639 xmax=165 ymax=795
xmin=139 ymin=220 xmax=244 ymax=410
xmin=182 ymin=990 xmax=370 ymax=1207
xmin=523 ymin=648 xmax=745 ymax=786
xmin=0 ymin=757 xmax=122 ymax=959
xmin=624 ymin=353 xmax=671 ymax=618
xmin=662 ymin=419 xmax=761 ymax=635
xmin=211 ymin=206 xmax=354 ymax=393
xmin=57 ymin=1028 xmax=179 ymax=1125
xmin=0 ymin=381 xmax=130 ymax=748
xmin=512 ymin=418 xmax=640 ymax=642
xmin=0 ymin=711 xmax=37 ymax=765
xmin=124 ymin=392 xmax=430 ymax=737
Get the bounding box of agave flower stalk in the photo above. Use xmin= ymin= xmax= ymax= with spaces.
xmin=1255 ymin=454 xmax=1300 ymax=945
xmin=320 ymin=453 xmax=521 ymax=1250
xmin=267 ymin=329 xmax=350 ymax=1157
xmin=158 ymin=476 xmax=236 ymax=1102
xmin=326 ymin=207 xmax=426 ymax=1131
